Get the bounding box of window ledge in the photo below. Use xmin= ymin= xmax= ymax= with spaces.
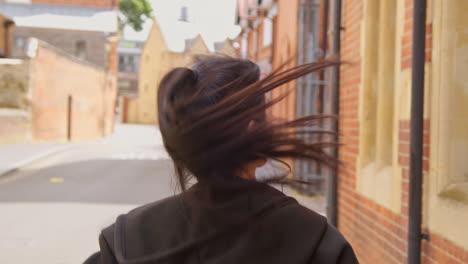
xmin=439 ymin=182 xmax=468 ymax=205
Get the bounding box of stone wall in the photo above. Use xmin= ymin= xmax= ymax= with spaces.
xmin=0 ymin=59 xmax=31 ymax=143
xmin=0 ymin=59 xmax=30 ymax=109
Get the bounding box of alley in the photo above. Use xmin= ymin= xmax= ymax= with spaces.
xmin=0 ymin=124 xmax=176 ymax=264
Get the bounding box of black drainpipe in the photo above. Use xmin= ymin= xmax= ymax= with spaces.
xmin=321 ymin=0 xmax=329 ymax=59
xmin=319 ymin=0 xmax=329 ymax=113
xmin=326 ymin=0 xmax=342 ymax=227
xmin=408 ymin=0 xmax=428 ymax=263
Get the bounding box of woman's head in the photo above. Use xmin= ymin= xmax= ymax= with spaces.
xmin=158 ymin=56 xmax=338 ymax=190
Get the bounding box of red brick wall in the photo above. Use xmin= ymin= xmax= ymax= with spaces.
xmin=30 ymin=40 xmax=116 ymax=141
xmin=271 ymin=0 xmax=299 ymax=121
xmin=338 ymin=1 xmax=468 ymax=263
xmin=338 ymin=0 xmax=362 ymax=190
xmin=247 ymin=30 xmax=256 ymax=60
xmin=107 ymin=35 xmax=118 ymax=74
xmin=0 ymin=14 xmax=14 ymax=58
xmin=32 ymin=0 xmax=117 ymax=8
xmin=401 ymin=0 xmax=432 ymax=70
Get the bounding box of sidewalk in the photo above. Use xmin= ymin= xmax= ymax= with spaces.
xmin=0 ymin=143 xmax=71 ymax=177
xmin=0 ymin=123 xmax=163 ymax=177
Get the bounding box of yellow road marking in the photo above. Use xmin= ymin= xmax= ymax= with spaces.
xmin=49 ymin=177 xmax=64 ymax=183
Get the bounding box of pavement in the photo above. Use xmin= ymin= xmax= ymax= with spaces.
xmin=0 ymin=123 xmax=173 ymax=264
xmin=0 ymin=123 xmax=168 ymax=178
xmin=0 ymin=123 xmax=325 ymax=264
xmin=0 ymin=142 xmax=69 ymax=177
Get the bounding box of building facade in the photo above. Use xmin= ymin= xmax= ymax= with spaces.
xmin=0 ymin=13 xmax=14 ymax=58
xmin=249 ymin=0 xmax=468 ymax=263
xmin=214 ymin=39 xmax=238 ymax=57
xmin=0 ymin=0 xmax=118 ymax=143
xmin=237 ymin=0 xmax=331 ymax=194
xmin=0 ymin=38 xmax=117 ymax=143
xmin=117 ymin=39 xmax=143 ymax=98
xmin=0 ymin=0 xmax=118 ymax=71
xmin=122 ymin=17 xmax=211 ymax=124
xmin=337 ymin=0 xmax=468 ymax=263
xmin=236 ymin=0 xmax=275 ymax=79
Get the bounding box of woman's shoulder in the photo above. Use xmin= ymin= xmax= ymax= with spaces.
xmin=310 ymin=223 xmax=359 ymax=263
xmin=94 ymin=194 xmax=190 ymax=262
xmin=118 ymin=194 xmax=190 ymax=240
xmin=257 ymin=188 xmax=358 ymax=263
xmin=281 ymin=202 xmax=358 ymax=263
xmin=125 ymin=195 xmax=184 ymax=221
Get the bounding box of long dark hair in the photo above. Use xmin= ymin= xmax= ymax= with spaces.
xmin=158 ymin=56 xmax=338 ymax=191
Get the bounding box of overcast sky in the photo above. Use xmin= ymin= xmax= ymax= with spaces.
xmin=123 ymin=0 xmax=240 ymax=43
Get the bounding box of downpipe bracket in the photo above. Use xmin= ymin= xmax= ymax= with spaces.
xmin=421 ymin=233 xmax=430 ymax=241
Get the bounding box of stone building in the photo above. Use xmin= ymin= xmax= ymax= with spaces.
xmin=122 ymin=16 xmax=211 ymax=124
xmin=214 ymin=39 xmax=238 ymax=57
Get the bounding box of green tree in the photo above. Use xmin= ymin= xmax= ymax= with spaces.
xmin=119 ymin=0 xmax=153 ymax=32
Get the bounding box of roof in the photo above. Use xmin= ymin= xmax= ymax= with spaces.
xmin=154 ymin=16 xmax=240 ymax=53
xmin=0 ymin=11 xmax=14 ymax=23
xmin=0 ymin=2 xmax=118 ymax=32
xmin=184 ymin=38 xmax=195 ymax=52
xmin=154 ymin=16 xmax=211 ymax=53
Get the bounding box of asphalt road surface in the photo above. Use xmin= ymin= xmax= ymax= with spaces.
xmin=0 ymin=125 xmax=177 ymax=264
xmin=0 ymin=124 xmax=326 ymax=264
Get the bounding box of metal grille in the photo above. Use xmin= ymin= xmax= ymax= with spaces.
xmin=294 ymin=0 xmax=326 ymax=194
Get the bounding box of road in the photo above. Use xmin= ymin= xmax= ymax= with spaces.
xmin=0 ymin=124 xmax=326 ymax=264
xmin=0 ymin=124 xmax=177 ymax=264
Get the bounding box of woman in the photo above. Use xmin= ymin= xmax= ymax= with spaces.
xmin=85 ymin=56 xmax=358 ymax=264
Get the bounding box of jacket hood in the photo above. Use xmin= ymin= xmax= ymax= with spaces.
xmin=93 ymin=180 xmax=356 ymax=264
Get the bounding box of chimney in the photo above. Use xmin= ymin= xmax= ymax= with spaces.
xmin=179 ymin=6 xmax=188 ymax=22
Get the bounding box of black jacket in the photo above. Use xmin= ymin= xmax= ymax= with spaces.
xmin=84 ymin=180 xmax=358 ymax=264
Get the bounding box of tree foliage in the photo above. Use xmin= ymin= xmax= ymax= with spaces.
xmin=119 ymin=0 xmax=153 ymax=32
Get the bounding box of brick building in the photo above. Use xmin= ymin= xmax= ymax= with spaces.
xmin=0 ymin=12 xmax=14 ymax=58
xmin=238 ymin=0 xmax=468 ymax=263
xmin=0 ymin=38 xmax=117 ymax=143
xmin=0 ymin=0 xmax=118 ymax=143
xmin=337 ymin=0 xmax=468 ymax=263
xmin=236 ymin=0 xmax=275 ymax=79
xmin=237 ymin=0 xmax=331 ymax=194
xmin=117 ymin=39 xmax=143 ymax=97
xmin=0 ymin=0 xmax=118 ymax=72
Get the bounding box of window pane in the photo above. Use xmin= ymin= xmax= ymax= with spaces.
xmin=263 ymin=18 xmax=273 ymax=47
